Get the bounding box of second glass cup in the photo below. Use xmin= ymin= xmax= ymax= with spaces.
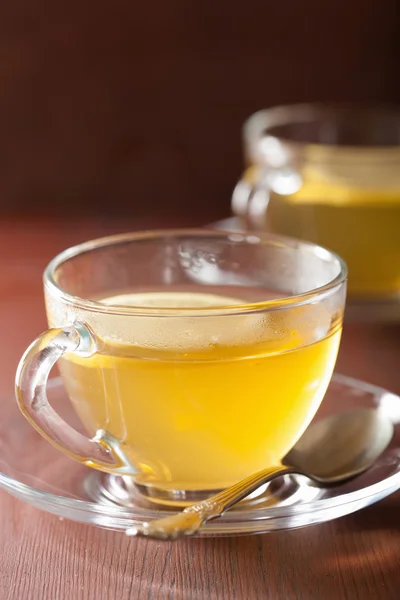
xmin=232 ymin=104 xmax=400 ymax=304
xmin=15 ymin=230 xmax=346 ymax=504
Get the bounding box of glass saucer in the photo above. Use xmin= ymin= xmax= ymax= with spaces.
xmin=1 ymin=374 xmax=400 ymax=536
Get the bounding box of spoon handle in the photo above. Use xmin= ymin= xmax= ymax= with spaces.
xmin=126 ymin=464 xmax=296 ymax=540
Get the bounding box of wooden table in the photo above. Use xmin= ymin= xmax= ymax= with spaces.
xmin=0 ymin=217 xmax=399 ymax=600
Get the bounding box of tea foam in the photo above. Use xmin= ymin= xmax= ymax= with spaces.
xmin=100 ymin=292 xmax=263 ymax=351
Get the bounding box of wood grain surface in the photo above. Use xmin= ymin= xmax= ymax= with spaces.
xmin=0 ymin=217 xmax=399 ymax=600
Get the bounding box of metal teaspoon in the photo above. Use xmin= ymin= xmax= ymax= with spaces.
xmin=125 ymin=408 xmax=393 ymax=540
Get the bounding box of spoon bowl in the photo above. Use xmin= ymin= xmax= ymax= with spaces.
xmin=284 ymin=408 xmax=394 ymax=483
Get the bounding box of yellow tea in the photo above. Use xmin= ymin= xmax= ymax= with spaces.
xmin=60 ymin=292 xmax=341 ymax=491
xmin=265 ymin=168 xmax=400 ymax=296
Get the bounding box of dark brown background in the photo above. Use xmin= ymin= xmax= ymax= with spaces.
xmin=0 ymin=1 xmax=399 ymax=221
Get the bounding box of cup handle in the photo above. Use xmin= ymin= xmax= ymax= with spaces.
xmin=231 ymin=166 xmax=270 ymax=230
xmin=15 ymin=323 xmax=134 ymax=474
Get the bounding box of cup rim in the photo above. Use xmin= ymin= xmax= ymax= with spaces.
xmin=44 ymin=228 xmax=347 ymax=316
xmin=244 ymin=103 xmax=400 ymax=164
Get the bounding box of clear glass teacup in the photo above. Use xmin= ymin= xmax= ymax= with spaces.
xmin=15 ymin=230 xmax=346 ymax=505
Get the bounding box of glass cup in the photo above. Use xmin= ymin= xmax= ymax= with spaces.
xmin=232 ymin=104 xmax=400 ymax=306
xmin=15 ymin=229 xmax=346 ymax=505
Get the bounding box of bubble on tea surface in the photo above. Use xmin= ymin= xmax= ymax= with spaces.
xmin=263 ymin=302 xmax=333 ymax=348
